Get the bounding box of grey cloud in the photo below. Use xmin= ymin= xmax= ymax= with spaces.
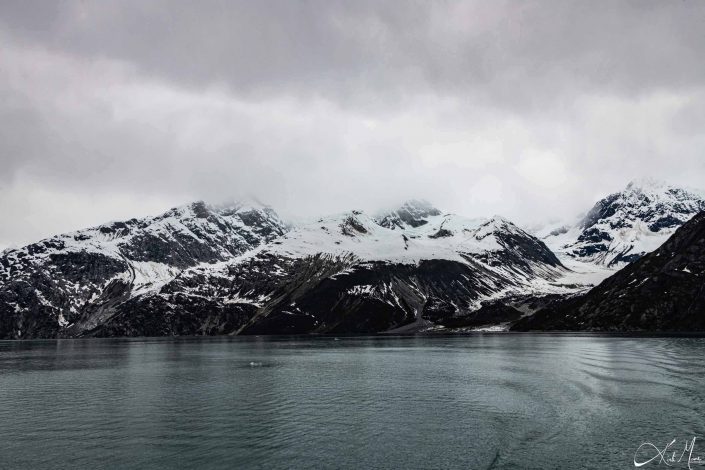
xmin=2 ymin=0 xmax=704 ymax=111
xmin=0 ymin=1 xmax=705 ymax=246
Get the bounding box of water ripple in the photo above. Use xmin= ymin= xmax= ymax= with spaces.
xmin=1 ymin=334 xmax=705 ymax=469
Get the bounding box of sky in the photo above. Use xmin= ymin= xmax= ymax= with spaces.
xmin=1 ymin=0 xmax=705 ymax=248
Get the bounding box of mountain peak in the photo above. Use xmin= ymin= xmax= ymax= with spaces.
xmin=375 ymin=200 xmax=442 ymax=230
xmin=622 ymin=178 xmax=705 ymax=199
xmin=488 ymin=214 xmax=512 ymax=225
xmin=514 ymin=211 xmax=705 ymax=332
xmin=625 ymin=177 xmax=669 ymax=193
xmin=544 ymin=179 xmax=705 ymax=267
xmin=398 ymin=199 xmax=440 ymax=213
xmin=211 ymin=197 xmax=273 ymax=215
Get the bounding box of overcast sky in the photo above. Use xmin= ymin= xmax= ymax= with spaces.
xmin=1 ymin=0 xmax=705 ymax=248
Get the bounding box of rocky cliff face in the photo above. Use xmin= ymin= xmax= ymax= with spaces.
xmin=0 ymin=200 xmax=575 ymax=338
xmin=541 ymin=179 xmax=705 ymax=267
xmin=513 ymin=211 xmax=705 ymax=332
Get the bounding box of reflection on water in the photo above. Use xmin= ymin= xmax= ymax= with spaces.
xmin=1 ymin=334 xmax=705 ymax=469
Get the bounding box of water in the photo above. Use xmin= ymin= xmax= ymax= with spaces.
xmin=1 ymin=334 xmax=704 ymax=469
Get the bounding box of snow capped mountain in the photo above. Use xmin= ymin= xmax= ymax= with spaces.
xmin=13 ymin=187 xmax=697 ymax=339
xmin=541 ymin=178 xmax=705 ymax=267
xmin=96 ymin=202 xmax=582 ymax=337
xmin=514 ymin=210 xmax=705 ymax=332
xmin=254 ymin=201 xmax=570 ymax=285
xmin=375 ymin=199 xmax=442 ymax=230
xmin=0 ymin=199 xmax=581 ymax=338
xmin=270 ymin=206 xmax=531 ymax=264
xmin=0 ymin=200 xmax=288 ymax=338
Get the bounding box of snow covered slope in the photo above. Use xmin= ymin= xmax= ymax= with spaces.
xmin=262 ymin=206 xmax=569 ymax=291
xmin=271 ymin=209 xmax=533 ymax=264
xmin=541 ymin=178 xmax=705 ymax=267
xmin=0 ymin=198 xmax=624 ymax=339
xmin=0 ymin=200 xmax=287 ymax=338
xmin=92 ymin=202 xmax=582 ymax=337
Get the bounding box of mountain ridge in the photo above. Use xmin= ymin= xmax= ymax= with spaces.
xmin=513 ymin=210 xmax=705 ymax=331
xmin=3 ymin=182 xmax=704 ymax=339
xmin=0 ymin=199 xmax=576 ymax=338
xmin=0 ymin=200 xmax=288 ymax=338
xmin=90 ymin=202 xmax=577 ymax=337
xmin=540 ymin=179 xmax=705 ymax=267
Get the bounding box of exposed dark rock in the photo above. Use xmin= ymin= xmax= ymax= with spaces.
xmin=428 ymin=228 xmax=453 ymax=239
xmin=577 ymin=228 xmax=612 ymax=244
xmin=340 ymin=215 xmax=368 ymax=236
xmin=376 ymin=200 xmax=442 ymax=230
xmin=513 ymin=211 xmax=705 ymax=332
xmin=579 ymin=193 xmax=620 ymax=230
xmin=440 ymin=304 xmax=522 ymax=328
xmin=649 ymin=215 xmax=682 ymax=232
xmin=422 ymin=297 xmax=457 ymax=322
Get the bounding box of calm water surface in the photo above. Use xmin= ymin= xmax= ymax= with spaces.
xmin=1 ymin=334 xmax=704 ymax=469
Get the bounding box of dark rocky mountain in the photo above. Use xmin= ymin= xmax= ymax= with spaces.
xmin=513 ymin=211 xmax=705 ymax=331
xmin=541 ymin=178 xmax=705 ymax=267
xmin=0 ymin=200 xmax=575 ymax=338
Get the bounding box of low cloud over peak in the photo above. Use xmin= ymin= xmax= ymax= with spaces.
xmin=1 ymin=0 xmax=704 ymax=247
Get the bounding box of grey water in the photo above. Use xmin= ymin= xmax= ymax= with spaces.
xmin=1 ymin=334 xmax=704 ymax=469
